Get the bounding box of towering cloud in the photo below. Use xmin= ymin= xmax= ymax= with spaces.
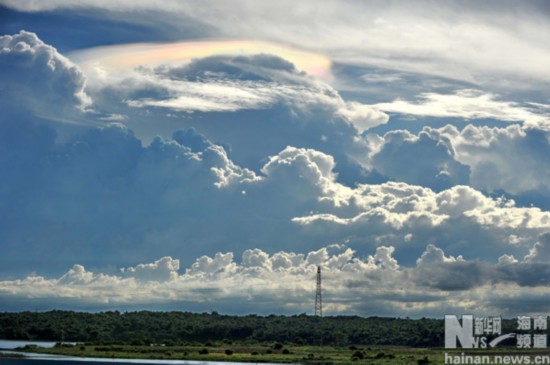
xmin=0 ymin=31 xmax=91 ymax=117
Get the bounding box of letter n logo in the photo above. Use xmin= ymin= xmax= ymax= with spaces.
xmin=445 ymin=315 xmax=474 ymax=348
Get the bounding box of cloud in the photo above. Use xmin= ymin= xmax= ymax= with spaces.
xmin=337 ymin=101 xmax=389 ymax=133
xmin=410 ymin=239 xmax=550 ymax=293
xmin=3 ymin=88 xmax=550 ymax=281
xmin=416 ymin=244 xmax=462 ymax=265
xmin=372 ymin=90 xmax=550 ymax=128
xmin=370 ymin=246 xmax=399 ymax=270
xmin=448 ymin=125 xmax=550 ymax=197
xmin=0 ymin=30 xmax=91 ymax=118
xmin=366 ymin=124 xmax=550 ymax=200
xmin=72 ymin=41 xmax=332 ymax=83
xmin=58 ymin=265 xmax=95 ymax=285
xmin=0 ymin=245 xmax=446 ymax=315
xmin=84 ymin=52 xmax=386 ymax=185
xmin=4 ymin=243 xmax=550 ymax=316
xmin=185 ymin=252 xmax=237 ymax=277
xmin=121 ymin=256 xmax=180 ymax=282
xmin=5 ymin=1 xmax=550 ymax=92
xmin=292 ymin=182 xmax=550 ymax=265
xmin=524 ymin=233 xmax=550 ymax=263
xmin=369 ymin=129 xmax=470 ymax=191
xmin=2 ymin=28 xmax=550 ymax=316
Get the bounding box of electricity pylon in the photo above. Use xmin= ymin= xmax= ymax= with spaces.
xmin=314 ymin=266 xmax=322 ymax=317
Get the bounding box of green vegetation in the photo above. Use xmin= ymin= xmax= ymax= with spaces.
xmin=9 ymin=342 xmax=449 ymax=364
xmin=2 ymin=311 xmax=546 ymax=364
xmin=12 ymin=343 xmax=550 ymax=365
xmin=0 ymin=310 xmax=445 ymax=347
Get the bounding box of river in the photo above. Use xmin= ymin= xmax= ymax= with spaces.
xmin=0 ymin=340 xmax=286 ymax=365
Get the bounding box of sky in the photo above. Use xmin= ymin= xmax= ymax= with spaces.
xmin=1 ymin=0 xmax=550 ymax=317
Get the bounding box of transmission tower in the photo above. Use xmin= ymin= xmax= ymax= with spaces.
xmin=314 ymin=266 xmax=322 ymax=317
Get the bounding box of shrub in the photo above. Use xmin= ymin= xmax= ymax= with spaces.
xmin=225 ymin=349 xmax=234 ymax=355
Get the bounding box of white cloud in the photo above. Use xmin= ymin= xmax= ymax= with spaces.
xmin=498 ymin=254 xmax=518 ymax=265
xmin=369 ymin=129 xmax=470 ymax=191
xmin=0 ymin=31 xmax=91 ymax=118
xmin=121 ymin=256 xmax=180 ymax=282
xmin=4 ymin=243 xmax=550 ymax=316
xmin=367 ymin=123 xmax=550 ymax=197
xmin=4 ymin=111 xmax=550 ymax=278
xmin=416 ymin=244 xmax=462 ymax=265
xmin=372 ymin=90 xmax=550 ymax=128
xmin=370 ymin=246 xmax=399 ymax=270
xmin=270 ymin=251 xmax=305 ymax=270
xmin=524 ymin=233 xmax=550 ymax=263
xmin=241 ymin=249 xmax=272 ymax=271
xmin=186 ymin=252 xmax=237 ymax=276
xmin=82 ymin=52 xmax=385 ymax=183
xmin=58 ymin=265 xmax=95 ymax=285
xmin=2 ymin=28 xmax=550 ymax=316
xmin=448 ymin=124 xmax=550 ymax=196
xmin=337 ymin=101 xmax=389 ymax=133
xmin=5 ymin=1 xmax=550 ymax=91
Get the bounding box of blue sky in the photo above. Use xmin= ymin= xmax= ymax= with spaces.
xmin=1 ymin=0 xmax=550 ymax=317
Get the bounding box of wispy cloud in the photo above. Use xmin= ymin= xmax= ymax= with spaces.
xmin=372 ymin=90 xmax=550 ymax=128
xmin=6 ymin=1 xmax=550 ymax=90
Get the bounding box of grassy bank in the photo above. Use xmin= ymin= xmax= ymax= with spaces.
xmin=17 ymin=343 xmax=441 ymax=364
xmin=15 ymin=343 xmax=550 ymax=365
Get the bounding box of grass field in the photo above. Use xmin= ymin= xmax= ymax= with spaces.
xmin=14 ymin=343 xmax=550 ymax=365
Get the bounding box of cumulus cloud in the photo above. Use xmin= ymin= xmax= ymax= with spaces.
xmin=2 ymin=28 xmax=550 ymax=316
xmin=3 ymin=105 xmax=550 ymax=281
xmin=292 ymin=182 xmax=550 ymax=266
xmin=369 ymin=246 xmax=399 ymax=270
xmin=79 ymin=52 xmax=387 ymax=185
xmin=448 ymin=125 xmax=550 ymax=197
xmin=0 ymin=31 xmax=91 ymax=117
xmin=366 ymin=123 xmax=550 ymax=200
xmin=416 ymin=244 xmax=462 ymax=265
xmin=524 ymin=233 xmax=550 ymax=263
xmin=121 ymin=256 xmax=180 ymax=282
xmin=4 ymin=243 xmax=550 ymax=316
xmin=186 ymin=252 xmax=237 ymax=276
xmin=58 ymin=265 xmax=95 ymax=285
xmin=369 ymin=129 xmax=470 ymax=191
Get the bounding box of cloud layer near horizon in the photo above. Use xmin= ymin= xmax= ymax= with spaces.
xmin=4 ymin=239 xmax=550 ymax=317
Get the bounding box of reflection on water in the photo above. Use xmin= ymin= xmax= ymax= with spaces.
xmin=0 ymin=357 xmax=285 ymax=365
xmin=0 ymin=340 xmax=57 ymax=350
xmin=0 ymin=341 xmax=287 ymax=365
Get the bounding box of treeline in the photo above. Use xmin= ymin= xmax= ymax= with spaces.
xmin=1 ymin=311 xmax=447 ymax=347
